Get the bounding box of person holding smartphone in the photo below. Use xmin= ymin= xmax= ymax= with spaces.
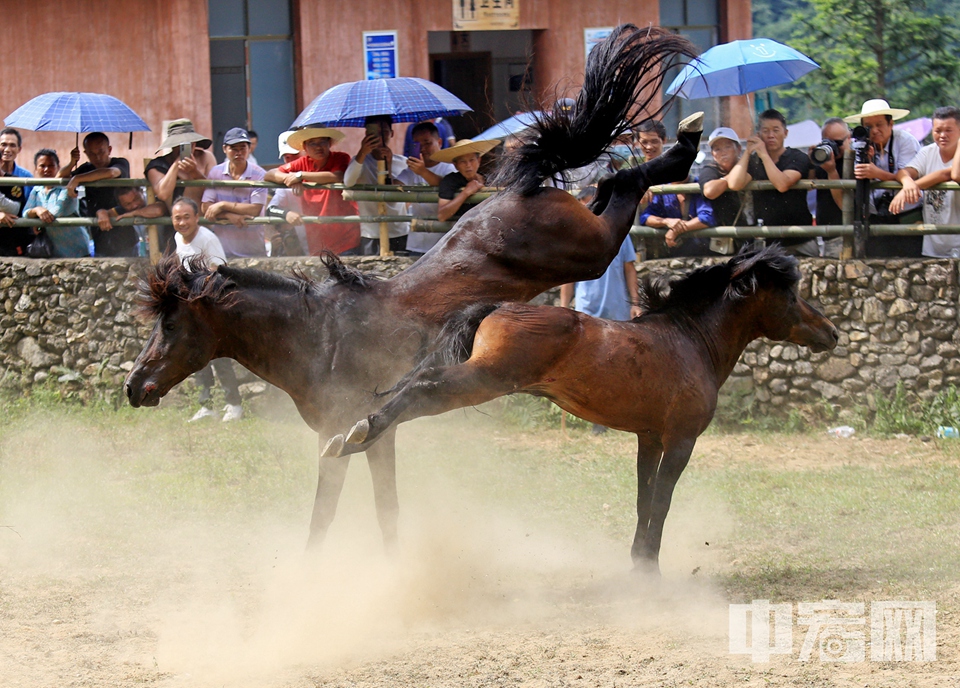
xmin=145 ymin=119 xmax=214 ymax=211
xmin=343 ymin=115 xmax=418 ymax=255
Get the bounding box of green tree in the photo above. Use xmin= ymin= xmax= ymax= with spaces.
xmin=778 ymin=0 xmax=960 ymax=120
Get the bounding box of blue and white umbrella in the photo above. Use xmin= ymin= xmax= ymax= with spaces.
xmin=476 ymin=111 xmax=541 ymax=140
xmin=666 ymin=39 xmax=819 ymax=99
xmin=5 ymin=92 xmax=150 ymax=133
xmin=292 ymin=77 xmax=471 ymax=128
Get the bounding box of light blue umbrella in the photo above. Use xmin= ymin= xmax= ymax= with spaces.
xmin=476 ymin=112 xmax=541 ymax=140
xmin=666 ymin=39 xmax=819 ymax=99
xmin=5 ymin=92 xmax=150 ymax=133
xmin=293 ymin=77 xmax=471 ymax=128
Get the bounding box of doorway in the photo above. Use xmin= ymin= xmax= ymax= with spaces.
xmin=430 ymin=53 xmax=493 ymax=139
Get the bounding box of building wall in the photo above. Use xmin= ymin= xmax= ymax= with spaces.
xmin=1 ymin=0 xmax=211 ymax=178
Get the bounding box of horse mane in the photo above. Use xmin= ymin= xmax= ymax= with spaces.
xmin=637 ymin=245 xmax=801 ymax=317
xmin=136 ymin=252 xmax=335 ymax=318
xmin=491 ymin=24 xmax=696 ymax=195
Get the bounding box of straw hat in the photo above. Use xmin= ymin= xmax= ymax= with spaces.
xmin=430 ymin=138 xmax=502 ymax=163
xmin=286 ymin=127 xmax=346 ymax=151
xmin=843 ymin=99 xmax=910 ymax=124
xmin=156 ymin=119 xmax=212 ymax=155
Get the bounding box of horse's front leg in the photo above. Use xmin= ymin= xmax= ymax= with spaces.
xmin=635 ymin=436 xmax=697 ymax=575
xmin=630 ymin=432 xmax=664 ymax=568
xmin=306 ymin=441 xmax=351 ymax=551
xmin=365 ymin=427 xmax=399 ymax=555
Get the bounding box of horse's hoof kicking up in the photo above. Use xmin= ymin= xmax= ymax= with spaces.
xmin=678 ymin=111 xmax=704 ymax=134
xmin=321 ymin=434 xmax=345 ymax=458
xmin=346 ymin=418 xmax=370 ymax=445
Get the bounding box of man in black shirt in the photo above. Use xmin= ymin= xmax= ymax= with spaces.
xmin=62 ymin=132 xmax=132 ymax=256
xmin=812 ymin=118 xmax=850 ymax=258
xmin=699 ymin=127 xmax=748 ymax=226
xmin=728 ymin=109 xmax=816 ymax=254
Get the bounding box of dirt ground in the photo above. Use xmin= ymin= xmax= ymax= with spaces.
xmin=1 ymin=411 xmax=958 ymax=687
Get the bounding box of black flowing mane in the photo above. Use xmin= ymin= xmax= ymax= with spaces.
xmin=136 ymin=251 xmax=373 ymax=318
xmin=638 ymin=245 xmax=801 ymax=317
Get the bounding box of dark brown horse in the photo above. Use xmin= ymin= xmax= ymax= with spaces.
xmin=125 ymin=24 xmax=702 ymax=552
xmin=323 ymin=247 xmax=840 ymax=571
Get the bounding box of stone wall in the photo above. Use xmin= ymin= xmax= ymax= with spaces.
xmin=1 ymin=255 xmax=958 ymax=415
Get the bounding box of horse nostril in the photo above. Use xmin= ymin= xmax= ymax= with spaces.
xmin=124 ymin=382 xmax=132 ymax=399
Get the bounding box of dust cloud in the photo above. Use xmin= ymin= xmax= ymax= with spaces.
xmin=0 ymin=408 xmax=734 ymax=687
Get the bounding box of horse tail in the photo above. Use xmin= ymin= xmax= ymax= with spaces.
xmin=491 ymin=24 xmax=697 ymax=195
xmin=378 ymin=303 xmax=501 ymax=398
xmin=320 ymin=250 xmax=379 ymax=288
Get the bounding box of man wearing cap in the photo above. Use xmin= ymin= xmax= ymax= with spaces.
xmin=728 ymin=108 xmax=815 ymax=255
xmin=889 ymin=106 xmax=960 ymax=258
xmin=264 ymin=130 xmax=308 ymax=255
xmin=344 ymin=115 xmax=418 ymax=255
xmin=145 ymin=119 xmax=214 ymax=211
xmin=201 ymin=127 xmax=267 ymax=258
xmin=699 ymin=127 xmax=749 ymax=228
xmin=265 ymin=127 xmax=359 ymax=256
xmin=843 ymin=98 xmax=922 ymax=257
xmin=433 ymin=138 xmax=500 ymax=222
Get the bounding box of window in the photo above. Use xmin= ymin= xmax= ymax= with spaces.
xmin=208 ymin=0 xmax=296 ymax=165
xmin=659 ymin=0 xmax=720 ymax=138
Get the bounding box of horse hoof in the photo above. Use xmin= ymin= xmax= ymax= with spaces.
xmin=346 ymin=418 xmax=370 ymax=445
xmin=321 ymin=434 xmax=345 ymax=458
xmin=678 ymin=111 xmax=704 ymax=134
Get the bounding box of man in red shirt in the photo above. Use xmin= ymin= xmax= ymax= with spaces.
xmin=264 ymin=127 xmax=360 ymax=255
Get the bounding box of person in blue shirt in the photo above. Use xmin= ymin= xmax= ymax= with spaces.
xmin=23 ymin=149 xmax=92 ymax=257
xmin=639 ymin=178 xmax=716 ymax=257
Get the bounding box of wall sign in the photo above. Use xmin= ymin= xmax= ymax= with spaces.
xmin=364 ymin=31 xmax=398 ymax=80
xmin=453 ymin=0 xmax=519 ymax=31
xmin=584 ymin=27 xmax=614 ymax=62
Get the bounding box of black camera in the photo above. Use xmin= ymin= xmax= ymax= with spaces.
xmin=810 ymin=138 xmax=842 ymax=166
xmin=850 ymin=126 xmax=871 ymax=165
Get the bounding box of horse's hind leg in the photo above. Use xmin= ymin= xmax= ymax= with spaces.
xmin=635 ymin=436 xmax=697 ymax=574
xmin=306 ymin=445 xmax=351 ymax=550
xmin=365 ymin=428 xmax=400 ymax=554
xmin=630 ymin=432 xmax=664 ymax=569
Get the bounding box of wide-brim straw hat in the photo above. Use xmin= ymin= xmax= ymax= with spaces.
xmin=429 ymin=138 xmax=502 ymax=163
xmin=843 ymin=99 xmax=910 ymax=124
xmin=156 ymin=118 xmax=212 ymax=155
xmin=286 ymin=127 xmax=346 ymax=151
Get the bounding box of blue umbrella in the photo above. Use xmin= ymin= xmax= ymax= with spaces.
xmin=666 ymin=39 xmax=819 ymax=99
xmin=476 ymin=111 xmax=541 ymax=140
xmin=292 ymin=77 xmax=471 ymax=128
xmin=5 ymin=92 xmax=150 ymax=133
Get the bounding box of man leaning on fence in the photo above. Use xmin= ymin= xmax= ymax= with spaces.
xmin=201 ymin=127 xmax=267 ymax=258
xmin=0 ymin=128 xmax=35 ymax=256
xmin=811 ymin=118 xmax=851 ymax=259
xmin=727 ymin=109 xmax=817 ymax=256
xmin=889 ymin=106 xmax=960 ymax=258
xmin=844 ymin=99 xmax=922 ymax=257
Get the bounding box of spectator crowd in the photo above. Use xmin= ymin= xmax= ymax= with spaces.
xmin=2 ymin=96 xmax=960 ymax=260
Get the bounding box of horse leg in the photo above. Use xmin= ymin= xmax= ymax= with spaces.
xmin=630 ymin=432 xmax=664 ymax=567
xmin=324 ymin=363 xmax=517 ymax=458
xmin=634 ymin=437 xmax=697 ymax=574
xmin=365 ymin=427 xmax=400 ymax=555
xmin=306 ymin=440 xmax=351 ymax=550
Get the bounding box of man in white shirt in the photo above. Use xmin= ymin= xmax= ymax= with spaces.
xmin=404 ymin=121 xmax=456 ymax=254
xmin=889 ymin=106 xmax=960 ymax=257
xmin=171 ymin=197 xmax=240 ymax=423
xmin=343 ymin=115 xmax=417 ymax=255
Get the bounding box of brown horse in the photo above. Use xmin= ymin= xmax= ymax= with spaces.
xmin=125 ymin=24 xmax=702 ymax=552
xmin=323 ymin=247 xmax=840 ymax=571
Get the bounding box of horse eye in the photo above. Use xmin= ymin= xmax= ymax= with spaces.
xmin=163 ymin=321 xmax=176 ymax=332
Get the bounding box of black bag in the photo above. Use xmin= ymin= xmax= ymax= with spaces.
xmin=26 ymin=229 xmax=54 ymax=258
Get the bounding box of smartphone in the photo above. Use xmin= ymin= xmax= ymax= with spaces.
xmin=178 ymin=142 xmax=191 ymax=158
xmin=365 ymin=121 xmax=382 ymax=146
xmin=411 ymin=141 xmax=421 ymax=158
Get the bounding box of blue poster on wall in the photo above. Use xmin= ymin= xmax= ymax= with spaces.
xmin=364 ymin=31 xmax=398 ymax=80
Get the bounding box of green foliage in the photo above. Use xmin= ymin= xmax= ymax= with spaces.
xmin=755 ymin=0 xmax=960 ymax=121
xmin=496 ymin=394 xmax=591 ymax=430
xmin=872 ymin=382 xmax=960 ymax=436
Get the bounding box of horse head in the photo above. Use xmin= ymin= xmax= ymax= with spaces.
xmin=124 ymin=254 xmax=230 ymax=407
xmin=727 ymin=246 xmax=839 ymax=353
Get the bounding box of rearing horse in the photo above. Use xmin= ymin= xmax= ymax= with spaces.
xmin=323 ymin=247 xmax=840 ymax=571
xmin=125 ymin=24 xmax=702 ymax=552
